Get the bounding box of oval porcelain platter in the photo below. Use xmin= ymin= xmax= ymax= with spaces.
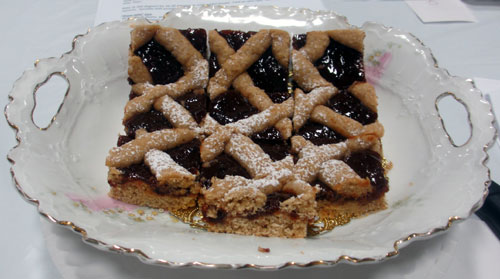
xmin=5 ymin=6 xmax=495 ymax=268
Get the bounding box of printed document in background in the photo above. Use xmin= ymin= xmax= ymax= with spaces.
xmin=95 ymin=0 xmax=327 ymax=25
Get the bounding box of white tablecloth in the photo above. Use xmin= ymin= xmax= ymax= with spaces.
xmin=1 ymin=1 xmax=499 ymax=278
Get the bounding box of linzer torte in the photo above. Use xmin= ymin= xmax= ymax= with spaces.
xmin=105 ymin=25 xmax=389 ymax=238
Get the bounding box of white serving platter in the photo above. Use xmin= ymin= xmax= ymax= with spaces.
xmin=5 ymin=5 xmax=495 ymax=268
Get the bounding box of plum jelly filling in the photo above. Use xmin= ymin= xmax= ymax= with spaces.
xmin=246 ymin=47 xmax=289 ymax=103
xmin=209 ymin=90 xmax=258 ymax=125
xmin=316 ymin=149 xmax=388 ymax=203
xmin=327 ymin=90 xmax=377 ymax=125
xmin=134 ymin=28 xmax=207 ymax=85
xmin=297 ymin=121 xmax=346 ymax=146
xmin=251 ymin=127 xmax=290 ymax=161
xmin=315 ymin=39 xmax=365 ymax=89
xmin=200 ymin=153 xmax=251 ymax=189
xmin=135 ymin=39 xmax=184 ymax=85
xmin=123 ymin=108 xmax=173 ymax=138
xmin=175 ymin=91 xmax=208 ymax=124
xmin=179 ymin=28 xmax=208 ymax=58
xmin=293 ymin=34 xmax=365 ymax=89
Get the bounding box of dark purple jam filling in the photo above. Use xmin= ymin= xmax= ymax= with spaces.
xmin=118 ymin=163 xmax=157 ymax=186
xmin=209 ymin=53 xmax=220 ymax=78
xmin=128 ymin=89 xmax=138 ymax=100
xmin=326 ymin=90 xmax=377 ymax=125
xmin=203 ymin=209 xmax=227 ymax=224
xmin=134 ymin=29 xmax=207 ymax=85
xmin=200 ymin=153 xmax=251 ymax=188
xmin=251 ymin=128 xmax=290 ymax=161
xmin=209 ymin=90 xmax=258 ymax=125
xmin=124 ymin=109 xmax=172 ymax=138
xmin=113 ymin=163 xmax=189 ymax=196
xmin=315 ymin=180 xmax=343 ymax=202
xmin=344 ymin=150 xmax=388 ymax=197
xmin=267 ymin=91 xmax=291 ymax=103
xmin=175 ymin=91 xmax=208 ymax=123
xmin=134 ymin=39 xmax=184 ymax=85
xmin=218 ymin=30 xmax=255 ymax=51
xmin=297 ymin=121 xmax=346 ymax=145
xmin=179 ymin=29 xmax=207 ymax=58
xmin=247 ymin=47 xmax=289 ymax=102
xmin=315 ymin=39 xmax=365 ymax=89
xmin=117 ymin=135 xmax=133 ymax=146
xmin=164 ymin=139 xmax=201 ymax=174
xmin=292 ymin=34 xmax=307 ymax=50
xmin=248 ymin=192 xmax=295 ymax=219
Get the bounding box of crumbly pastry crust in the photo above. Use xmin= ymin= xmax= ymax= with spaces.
xmin=106 ymin=26 xmax=390 ymax=238
xmin=108 ymin=167 xmax=199 ymax=211
xmin=202 ymin=213 xmax=309 ymax=238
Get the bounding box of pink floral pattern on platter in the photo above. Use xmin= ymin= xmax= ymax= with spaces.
xmin=365 ymin=51 xmax=392 ymax=85
xmin=66 ymin=193 xmax=138 ymax=211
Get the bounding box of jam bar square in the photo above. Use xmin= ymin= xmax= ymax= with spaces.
xmin=106 ymin=25 xmax=209 ymax=211
xmin=290 ymin=30 xmax=389 ymax=220
xmin=199 ymin=29 xmax=317 ymax=238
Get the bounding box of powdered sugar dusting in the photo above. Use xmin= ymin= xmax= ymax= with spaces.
xmin=145 ymin=149 xmax=191 ymax=178
xmin=190 ymin=59 xmax=209 ymax=88
xmin=159 ymin=95 xmax=198 ymax=129
xmin=319 ymin=159 xmax=357 ymax=185
xmin=227 ymin=109 xmax=271 ymax=135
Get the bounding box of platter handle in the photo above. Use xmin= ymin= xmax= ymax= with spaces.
xmin=433 ymin=80 xmax=496 ymax=152
xmin=5 ymin=56 xmax=72 ymax=134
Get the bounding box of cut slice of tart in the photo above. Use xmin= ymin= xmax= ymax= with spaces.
xmin=290 ymin=29 xmax=390 ymax=220
xmin=199 ymin=29 xmax=317 ymax=238
xmin=106 ymin=25 xmax=209 ymax=211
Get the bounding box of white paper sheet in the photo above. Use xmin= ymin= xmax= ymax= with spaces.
xmin=405 ymin=0 xmax=477 ymax=23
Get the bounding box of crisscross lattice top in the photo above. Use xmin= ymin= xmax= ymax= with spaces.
xmin=106 ymin=26 xmax=390 ymax=217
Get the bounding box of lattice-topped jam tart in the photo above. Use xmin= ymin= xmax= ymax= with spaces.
xmin=105 ymin=25 xmax=389 ymax=238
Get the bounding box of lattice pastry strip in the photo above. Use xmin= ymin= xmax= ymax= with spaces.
xmin=208 ymin=29 xmax=293 ymax=139
xmin=124 ymin=25 xmax=208 ymax=121
xmin=199 ymin=97 xmax=293 ymax=162
xmin=291 ymin=134 xmax=381 ymax=183
xmin=208 ymin=30 xmax=272 ymax=97
xmin=144 ymin=149 xmax=196 ymax=188
xmin=291 ymin=49 xmax=331 ymax=92
xmin=293 ymin=87 xmax=337 ymax=131
xmin=310 ymin=105 xmax=384 ymax=138
xmin=153 ymin=92 xmax=199 ymax=130
xmin=318 ymin=160 xmax=372 ymax=198
xmin=106 ymin=128 xmax=198 ymax=168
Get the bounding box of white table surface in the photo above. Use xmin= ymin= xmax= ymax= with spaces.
xmin=1 ymin=0 xmax=499 ymax=278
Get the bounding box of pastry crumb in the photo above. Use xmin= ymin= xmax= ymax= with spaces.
xmin=258 ymin=246 xmax=270 ymax=253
